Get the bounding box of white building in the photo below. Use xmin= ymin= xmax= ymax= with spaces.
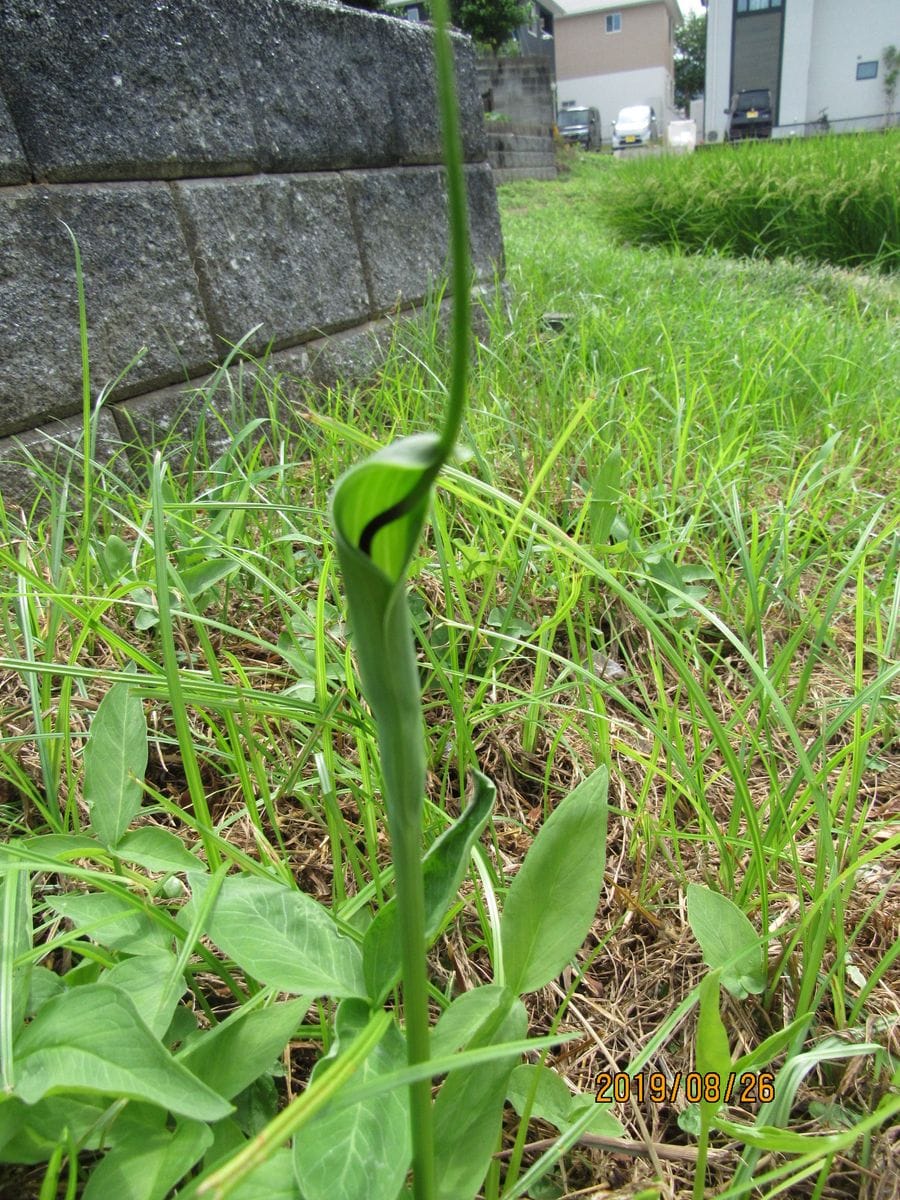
xmin=550 ymin=0 xmax=684 ymax=143
xmin=704 ymin=0 xmax=900 ymax=142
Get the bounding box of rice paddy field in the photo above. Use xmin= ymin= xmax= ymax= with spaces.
xmin=1 ymin=133 xmax=898 ymax=1199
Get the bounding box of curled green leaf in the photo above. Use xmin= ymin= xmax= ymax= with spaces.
xmin=331 ymin=433 xmax=443 ymax=583
xmin=330 ymin=434 xmax=450 ymax=833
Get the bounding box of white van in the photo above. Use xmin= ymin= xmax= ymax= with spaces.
xmin=612 ymin=105 xmax=659 ymax=150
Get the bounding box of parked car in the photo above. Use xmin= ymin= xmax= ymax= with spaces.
xmin=726 ymin=89 xmax=773 ymax=141
xmin=612 ymin=105 xmax=659 ymax=150
xmin=556 ymin=106 xmax=601 ymax=151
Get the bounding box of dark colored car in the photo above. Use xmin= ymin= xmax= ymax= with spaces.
xmin=557 ymin=106 xmax=601 ymax=151
xmin=727 ymin=89 xmax=773 ymax=141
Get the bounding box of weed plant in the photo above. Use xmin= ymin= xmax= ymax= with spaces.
xmin=1 ymin=87 xmax=899 ymax=1200
xmin=598 ymin=131 xmax=900 ymax=271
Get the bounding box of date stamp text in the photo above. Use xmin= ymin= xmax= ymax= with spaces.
xmin=595 ymin=1071 xmax=775 ymax=1106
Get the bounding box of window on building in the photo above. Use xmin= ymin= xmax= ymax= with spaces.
xmin=856 ymin=60 xmax=878 ymax=80
xmin=736 ymin=0 xmax=782 ymax=13
xmin=605 ymin=12 xmax=621 ymax=33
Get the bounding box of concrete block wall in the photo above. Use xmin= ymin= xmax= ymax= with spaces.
xmin=485 ymin=123 xmax=557 ymax=183
xmin=476 ymin=57 xmax=557 ymax=182
xmin=0 ymin=0 xmax=503 ymax=505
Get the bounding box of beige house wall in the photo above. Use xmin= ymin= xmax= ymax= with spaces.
xmin=555 ymin=3 xmax=673 ymax=81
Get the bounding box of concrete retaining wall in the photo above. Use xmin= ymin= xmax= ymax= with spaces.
xmin=485 ymin=122 xmax=558 ymax=183
xmin=476 ymin=58 xmax=557 ymax=183
xmin=0 ymin=0 xmax=503 ymax=505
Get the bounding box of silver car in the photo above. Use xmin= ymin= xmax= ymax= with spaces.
xmin=612 ymin=105 xmax=659 ymax=150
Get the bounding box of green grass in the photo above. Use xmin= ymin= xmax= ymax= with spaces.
xmin=595 ymin=131 xmax=900 ymax=270
xmin=1 ymin=146 xmax=899 ymax=1198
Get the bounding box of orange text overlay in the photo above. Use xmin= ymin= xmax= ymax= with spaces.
xmin=594 ymin=1071 xmax=775 ymax=1106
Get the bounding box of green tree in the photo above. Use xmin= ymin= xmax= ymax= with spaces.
xmin=674 ymin=11 xmax=707 ymax=113
xmin=451 ymin=0 xmax=528 ymax=55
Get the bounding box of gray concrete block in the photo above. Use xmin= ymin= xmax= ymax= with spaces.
xmin=304 ymin=321 xmax=395 ymax=388
xmin=0 ymin=410 xmax=131 ymax=511
xmin=465 ymin=164 xmax=505 ymax=282
xmin=487 ymin=133 xmax=554 ymax=154
xmin=0 ymin=0 xmax=257 ymax=182
xmin=490 ymin=166 xmax=557 ymax=184
xmin=389 ymin=22 xmax=487 ymax=165
xmin=344 ymin=167 xmax=450 ymax=313
xmin=171 ymin=174 xmax=370 ymax=356
xmin=0 ymin=92 xmax=29 ymax=184
xmin=236 ymin=0 xmax=399 ymax=171
xmin=0 ymin=183 xmax=217 ymax=437
xmin=453 ymin=33 xmax=490 ymax=164
xmin=344 ymin=165 xmax=503 ymax=314
xmin=112 ymin=379 xmax=238 ymax=469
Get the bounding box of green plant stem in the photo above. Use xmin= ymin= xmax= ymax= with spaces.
xmin=390 ymin=811 xmax=436 ymax=1200
xmin=356 ymin=0 xmax=469 ymax=559
xmin=430 ymin=0 xmax=470 ymax=461
xmin=373 ymin=649 xmax=435 ymax=1199
xmin=693 ymin=1125 xmax=710 ymax=1200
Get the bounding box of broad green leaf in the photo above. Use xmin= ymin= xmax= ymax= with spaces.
xmin=190 ymin=874 xmax=365 ymax=999
xmin=696 ymin=972 xmax=732 ymax=1122
xmin=567 ymin=1094 xmax=625 ymax=1137
xmin=363 ymin=771 xmax=496 ymax=1002
xmin=506 ymin=1064 xmax=623 ymax=1138
xmin=26 ymin=966 xmax=65 ymax=1017
xmin=103 ymin=950 xmax=185 ymax=1038
xmin=177 ymin=997 xmax=309 ymax=1100
xmin=431 ymin=984 xmax=509 ymax=1058
xmin=0 ymin=1095 xmax=108 ymax=1163
xmin=84 ymin=682 xmax=148 ymax=847
xmin=506 ymin=1062 xmax=574 ymax=1129
xmin=13 ymin=984 xmax=231 ymax=1121
xmin=686 ymin=884 xmax=766 ymax=998
xmin=225 ymin=1150 xmax=300 ymax=1200
xmin=589 ymin=448 xmax=622 ymax=545
xmin=292 ymin=999 xmax=410 ymax=1200
xmin=433 ymin=987 xmax=527 ymax=1200
xmin=81 ymin=1117 xmax=212 ymax=1200
xmin=179 ymin=558 xmax=240 ymax=601
xmin=234 ymin=1075 xmax=279 ymax=1136
xmin=0 ymin=1097 xmax=26 ymax=1158
xmin=132 ymin=587 xmax=161 ymax=630
xmin=712 ymin=1115 xmax=858 ymax=1154
xmin=47 ymin=891 xmax=171 ymax=955
xmin=101 ymin=533 xmax=132 ymax=582
xmin=501 ymin=765 xmax=608 ymax=995
xmin=116 ymin=826 xmax=202 ymax=874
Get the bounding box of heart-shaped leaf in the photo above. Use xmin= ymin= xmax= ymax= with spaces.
xmin=687 ymin=884 xmax=766 ymax=998
xmin=13 ymin=985 xmax=231 ymax=1121
xmin=189 ymin=874 xmax=365 ymax=1000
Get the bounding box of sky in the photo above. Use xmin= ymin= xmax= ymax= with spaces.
xmin=679 ymin=0 xmax=705 ymax=17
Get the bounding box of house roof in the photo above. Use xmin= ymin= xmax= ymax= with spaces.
xmin=547 ymin=0 xmax=683 ymax=20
